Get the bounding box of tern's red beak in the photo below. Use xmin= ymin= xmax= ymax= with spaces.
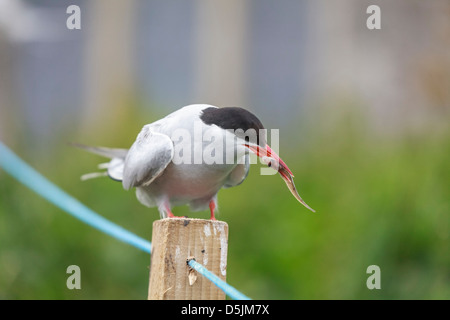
xmin=245 ymin=144 xmax=316 ymax=213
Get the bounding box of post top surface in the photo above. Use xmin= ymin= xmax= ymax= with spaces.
xmin=153 ymin=218 xmax=228 ymax=228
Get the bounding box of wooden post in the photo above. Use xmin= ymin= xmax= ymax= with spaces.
xmin=148 ymin=218 xmax=229 ymax=300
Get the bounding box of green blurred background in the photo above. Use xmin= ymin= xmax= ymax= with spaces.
xmin=0 ymin=0 xmax=449 ymax=299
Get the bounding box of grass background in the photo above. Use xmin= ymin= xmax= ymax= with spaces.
xmin=1 ymin=100 xmax=448 ymax=300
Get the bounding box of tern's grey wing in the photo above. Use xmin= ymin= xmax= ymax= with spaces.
xmin=223 ymin=154 xmax=250 ymax=188
xmin=122 ymin=126 xmax=174 ymax=190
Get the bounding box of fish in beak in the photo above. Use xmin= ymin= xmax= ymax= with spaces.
xmin=245 ymin=144 xmax=316 ymax=213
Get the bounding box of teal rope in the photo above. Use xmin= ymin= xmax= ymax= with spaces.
xmin=0 ymin=142 xmax=251 ymax=300
xmin=0 ymin=142 xmax=152 ymax=254
xmin=188 ymin=259 xmax=251 ymax=300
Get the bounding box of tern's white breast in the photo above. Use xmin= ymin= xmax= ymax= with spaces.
xmin=145 ymin=161 xmax=237 ymax=204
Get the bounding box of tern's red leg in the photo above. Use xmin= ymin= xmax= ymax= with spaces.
xmin=164 ymin=204 xmax=187 ymax=219
xmin=209 ymin=200 xmax=217 ymax=220
xmin=165 ymin=204 xmax=178 ymax=218
xmin=167 ymin=211 xmax=175 ymax=218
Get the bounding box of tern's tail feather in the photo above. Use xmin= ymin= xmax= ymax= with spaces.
xmin=69 ymin=142 xmax=128 ymax=159
xmin=70 ymin=143 xmax=127 ymax=182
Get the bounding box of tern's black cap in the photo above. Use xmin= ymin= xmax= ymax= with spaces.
xmin=200 ymin=107 xmax=266 ymax=146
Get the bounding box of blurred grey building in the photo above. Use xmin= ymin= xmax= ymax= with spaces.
xmin=0 ymin=0 xmax=449 ymax=148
